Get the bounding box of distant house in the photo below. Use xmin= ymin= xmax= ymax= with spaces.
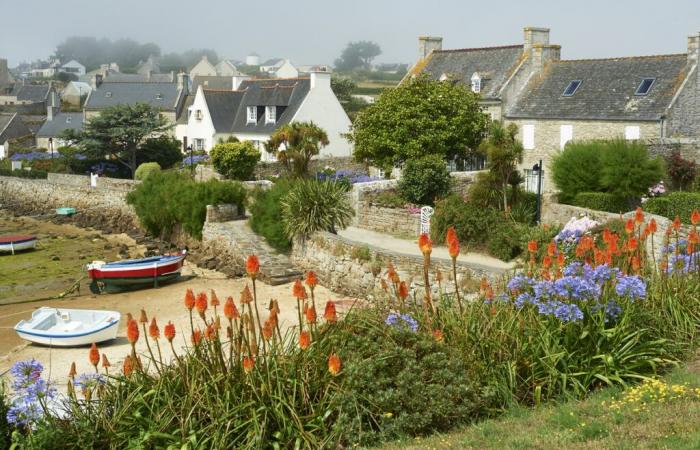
xmin=62 ymin=81 xmax=91 ymax=105
xmin=215 ymin=59 xmax=243 ymax=76
xmin=189 ymin=56 xmax=218 ymax=78
xmin=179 ymin=72 xmax=352 ymax=160
xmin=136 ymin=55 xmax=160 ymax=76
xmin=260 ymin=59 xmax=299 ymax=78
xmin=407 ymin=27 xmax=700 ymax=185
xmin=35 ymin=105 xmax=84 ymax=150
xmin=0 ymin=81 xmax=54 ymax=114
xmin=0 ymin=113 xmax=32 ymax=159
xmin=59 ymin=60 xmax=86 ymax=76
xmin=83 ymin=73 xmax=189 ymax=127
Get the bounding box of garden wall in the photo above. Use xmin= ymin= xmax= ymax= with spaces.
xmin=254 ymin=156 xmax=367 ymax=179
xmin=292 ymin=231 xmax=509 ymax=298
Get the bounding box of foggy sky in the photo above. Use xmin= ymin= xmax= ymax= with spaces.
xmin=2 ymin=0 xmax=699 ymax=67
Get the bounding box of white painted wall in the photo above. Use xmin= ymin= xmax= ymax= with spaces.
xmin=291 ymin=72 xmax=353 ymax=157
xmin=274 ymin=61 xmax=299 ymax=79
xmin=189 ymin=57 xmax=217 ymax=78
xmin=184 ymin=86 xmax=216 ymax=150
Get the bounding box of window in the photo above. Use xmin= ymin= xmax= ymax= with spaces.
xmin=194 ymin=109 xmax=203 ymax=120
xmin=560 ymin=125 xmax=573 ymax=149
xmin=471 ymin=73 xmax=481 ymax=93
xmin=562 ymin=80 xmax=582 ymax=97
xmin=105 ymin=92 xmax=112 ymax=98
xmin=156 ymin=93 xmax=163 ymax=100
xmin=265 ymin=106 xmax=276 ymax=124
xmin=635 ymin=78 xmax=655 ymax=96
xmin=66 ymin=116 xmax=72 ymax=124
xmin=247 ymin=106 xmax=257 ymax=124
xmin=523 ymin=124 xmax=535 ymax=150
xmin=625 ymin=126 xmax=641 ymax=140
xmin=194 ymin=139 xmax=205 ymax=151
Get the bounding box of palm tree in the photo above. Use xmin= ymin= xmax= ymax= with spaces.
xmin=266 ymin=121 xmax=329 ymax=177
xmin=479 ymin=121 xmax=524 ymax=212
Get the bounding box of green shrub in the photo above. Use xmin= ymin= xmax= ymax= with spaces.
xmin=645 ymin=192 xmax=700 ymax=223
xmin=551 ymin=142 xmax=605 ymax=203
xmin=210 ymin=141 xmax=260 ymax=181
xmin=281 ymin=179 xmax=354 ymax=239
xmin=249 ymin=181 xmax=293 ymax=252
xmin=431 ymin=195 xmax=501 ymax=249
xmin=134 ymin=162 xmax=161 ymax=180
xmin=136 ymin=136 xmax=183 ymax=169
xmin=350 ymin=245 xmax=372 ymax=262
xmin=126 ymin=172 xmax=246 ymax=239
xmin=0 ymin=168 xmax=47 ymax=179
xmin=573 ymin=192 xmax=630 ymax=213
xmin=487 ymin=221 xmax=526 ymax=261
xmin=398 ymin=155 xmax=452 ymax=205
xmin=366 ymin=190 xmax=406 ymax=208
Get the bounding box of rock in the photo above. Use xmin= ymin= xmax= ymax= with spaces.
xmin=50 ymin=255 xmax=60 ymax=261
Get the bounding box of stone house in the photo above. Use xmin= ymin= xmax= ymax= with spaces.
xmin=408 ymin=27 xmax=700 ymax=189
xmin=177 ymin=72 xmax=352 ymax=160
xmin=59 ymin=60 xmax=86 ymax=76
xmin=215 ymin=60 xmax=243 ymax=77
xmin=35 ymin=104 xmax=84 ymax=150
xmin=0 ymin=113 xmax=32 ymax=159
xmin=189 ymin=56 xmax=218 ymax=78
xmin=0 ymin=81 xmax=53 ymax=107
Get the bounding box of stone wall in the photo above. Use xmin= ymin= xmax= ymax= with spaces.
xmin=292 ymin=231 xmax=510 ymax=298
xmin=355 ymin=203 xmax=420 ymax=237
xmin=0 ymin=175 xmax=139 ymax=234
xmin=47 ymin=173 xmax=137 ymax=191
xmin=254 ymin=156 xmax=367 ymax=179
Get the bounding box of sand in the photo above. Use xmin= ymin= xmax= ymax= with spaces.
xmin=0 ymin=262 xmax=356 ymax=384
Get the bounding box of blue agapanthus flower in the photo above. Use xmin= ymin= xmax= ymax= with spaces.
xmin=73 ymin=373 xmax=106 ymax=393
xmin=553 ymin=276 xmax=601 ymax=301
xmin=6 ymin=360 xmax=56 ymax=427
xmin=615 ymin=275 xmax=646 ymax=300
xmin=507 ymin=275 xmax=535 ymax=293
xmin=9 ymin=359 xmax=43 ymax=391
xmin=385 ymin=312 xmax=419 ymax=332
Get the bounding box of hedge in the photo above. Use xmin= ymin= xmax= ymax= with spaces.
xmin=644 ymin=192 xmax=700 ymax=224
xmin=572 ymin=192 xmax=629 ymax=213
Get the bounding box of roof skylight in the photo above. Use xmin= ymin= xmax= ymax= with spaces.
xmin=562 ymin=80 xmax=582 ymax=97
xmin=635 ymin=78 xmax=655 ymax=96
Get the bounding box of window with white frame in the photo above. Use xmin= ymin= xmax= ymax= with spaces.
xmin=625 ymin=125 xmax=641 ymax=140
xmin=523 ymin=124 xmax=535 ymax=150
xmin=560 ymin=125 xmax=573 ymax=149
xmin=247 ymin=106 xmax=257 ymax=124
xmin=265 ymin=106 xmax=276 ymax=124
xmin=194 ymin=139 xmax=205 ymax=151
xmin=470 ymin=73 xmax=481 ymax=93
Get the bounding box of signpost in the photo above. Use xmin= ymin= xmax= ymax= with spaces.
xmin=420 ymin=206 xmax=434 ymax=235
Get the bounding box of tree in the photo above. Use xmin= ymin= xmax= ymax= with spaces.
xmin=54 ymin=36 xmax=161 ymax=71
xmin=266 ymin=122 xmax=329 ymax=177
xmin=398 ymin=155 xmax=452 ymax=205
xmin=334 ymin=41 xmax=382 ymax=71
xmin=479 ymin=121 xmax=524 ymax=212
xmin=347 ymin=75 xmax=489 ymax=172
xmin=281 ymin=179 xmax=354 ymax=239
xmin=68 ymin=103 xmax=172 ymax=179
xmin=136 ymin=136 xmax=183 ymax=169
xmin=331 ymin=76 xmax=356 ymax=104
xmin=210 ymin=141 xmax=261 ymax=181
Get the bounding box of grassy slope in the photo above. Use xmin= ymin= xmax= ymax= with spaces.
xmin=378 ymin=365 xmax=700 ymax=450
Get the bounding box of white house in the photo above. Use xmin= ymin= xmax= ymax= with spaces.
xmin=179 ymin=72 xmax=352 ymax=160
xmin=189 ymin=56 xmax=217 ymax=78
xmin=62 ymin=81 xmax=91 ymax=105
xmin=260 ymin=59 xmax=299 ymax=78
xmin=59 ymin=60 xmax=86 ymax=76
xmin=215 ymin=60 xmax=242 ymax=76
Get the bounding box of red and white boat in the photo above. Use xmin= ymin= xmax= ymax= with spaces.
xmin=87 ymin=251 xmax=186 ymax=293
xmin=0 ymin=235 xmax=37 ymax=254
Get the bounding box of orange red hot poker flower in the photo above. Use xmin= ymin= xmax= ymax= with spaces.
xmin=224 ymin=296 xmax=239 ymax=320
xmin=306 ymin=271 xmax=318 ymax=289
xmin=184 ymin=288 xmax=196 ymax=311
xmin=89 ymin=343 xmax=100 ymax=368
xmin=164 ymin=321 xmax=176 ymax=342
xmin=446 ymin=226 xmax=458 ymax=246
xmin=149 ymin=318 xmax=160 ymax=339
xmin=328 ymin=353 xmax=341 ymax=376
xmin=292 ymin=279 xmax=307 ymax=300
xmin=418 ymin=233 xmax=432 ymax=255
xmin=299 ymin=330 xmax=311 ymax=350
xmin=195 ymin=292 xmax=208 ymax=317
xmin=246 ymin=255 xmax=260 ymax=278
xmin=126 ymin=319 xmax=139 ymax=344
xmin=692 ymin=210 xmax=700 ymax=226
xmin=324 ymin=301 xmax=338 ymax=324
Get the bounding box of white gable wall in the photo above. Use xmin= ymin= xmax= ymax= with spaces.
xmin=185 ymin=86 xmax=217 ymax=151
xmin=291 ymin=72 xmax=353 ymax=157
xmin=274 ymin=61 xmax=299 ymax=79
xmin=190 ymin=58 xmax=217 ymax=78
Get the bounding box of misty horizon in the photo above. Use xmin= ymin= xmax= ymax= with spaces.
xmin=1 ymin=0 xmax=699 ymax=68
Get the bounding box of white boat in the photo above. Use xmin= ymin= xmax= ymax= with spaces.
xmin=0 ymin=235 xmax=37 ymax=254
xmin=14 ymin=307 xmax=121 ymax=347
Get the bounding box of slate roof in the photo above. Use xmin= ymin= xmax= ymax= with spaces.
xmin=10 ymin=84 xmax=51 ymax=103
xmin=103 ymin=72 xmax=174 ymax=83
xmin=177 ymin=95 xmax=195 ymax=124
xmin=417 ymin=45 xmax=525 ymax=99
xmin=0 ymin=114 xmax=14 ymax=136
xmin=192 ymin=76 xmax=233 ymax=92
xmin=508 ymin=54 xmax=689 ymax=121
xmin=36 ymin=113 xmax=84 ymax=137
xmin=85 ymin=82 xmax=181 ymax=111
xmin=201 ymin=77 xmax=310 ymax=134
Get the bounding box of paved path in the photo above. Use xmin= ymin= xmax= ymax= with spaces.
xmin=338 ymin=227 xmax=516 ymax=271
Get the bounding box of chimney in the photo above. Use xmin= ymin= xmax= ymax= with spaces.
xmin=310 ymin=71 xmax=331 ymax=90
xmin=232 ymin=75 xmax=252 ymax=90
xmin=91 ymin=73 xmax=102 ymax=89
xmin=46 ymin=103 xmax=54 ymax=121
xmin=177 ymin=71 xmax=189 ymax=95
xmin=418 ymin=36 xmax=443 ymax=60
xmin=0 ymin=58 xmax=9 ymax=86
xmin=688 ymin=32 xmax=700 ymax=66
xmin=147 ymin=70 xmax=153 ymax=81
xmin=524 ymin=27 xmax=551 ymax=52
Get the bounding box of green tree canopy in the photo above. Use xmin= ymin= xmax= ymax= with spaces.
xmin=54 ymin=37 xmax=161 ymax=71
xmin=331 ymin=76 xmax=356 ymax=104
xmin=334 ymin=41 xmax=382 ymax=71
xmin=479 ymin=121 xmax=524 ymax=211
xmin=62 ymin=103 xmax=172 ymax=178
xmin=266 ymin=122 xmax=329 ymax=177
xmin=210 ymin=141 xmax=261 ymax=181
xmin=347 ymin=75 xmax=489 ymax=171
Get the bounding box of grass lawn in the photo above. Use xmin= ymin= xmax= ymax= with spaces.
xmin=377 ymin=364 xmax=700 ymax=450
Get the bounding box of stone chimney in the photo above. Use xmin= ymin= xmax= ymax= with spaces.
xmin=524 ymin=27 xmax=560 ymax=72
xmin=91 ymin=73 xmax=103 ymax=89
xmin=147 ymin=70 xmax=153 ymax=81
xmin=0 ymin=58 xmax=9 ymax=86
xmin=524 ymin=27 xmax=551 ymax=51
xmin=232 ymin=75 xmax=252 ymax=90
xmin=177 ymin=71 xmax=189 ymax=95
xmin=310 ymin=71 xmax=331 ymax=90
xmin=688 ymin=32 xmax=700 ymax=66
xmin=418 ymin=36 xmax=443 ymax=60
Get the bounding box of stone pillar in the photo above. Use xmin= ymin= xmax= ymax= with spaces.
xmin=205 ymin=204 xmax=240 ymax=223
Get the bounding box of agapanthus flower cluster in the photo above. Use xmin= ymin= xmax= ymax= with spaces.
xmin=556 ymin=216 xmax=599 ymax=246
xmin=73 ymin=373 xmax=107 ymax=393
xmin=662 ymin=239 xmax=700 ymax=274
xmin=316 ymin=169 xmax=382 ymax=185
xmin=506 ymin=261 xmax=646 ymax=323
xmin=7 ymin=360 xmax=56 ymax=427
xmin=385 ymin=312 xmax=419 ymax=332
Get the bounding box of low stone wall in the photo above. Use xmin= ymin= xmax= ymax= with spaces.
xmin=254 ymin=156 xmax=367 ymax=180
xmin=450 ymin=171 xmax=480 ymax=196
xmin=292 ymin=231 xmax=509 ymax=298
xmin=0 ymin=175 xmax=139 ymax=234
xmin=47 ymin=173 xmax=137 ymax=191
xmin=542 ymin=200 xmax=623 ymax=226
xmin=355 ymin=203 xmax=420 ymax=237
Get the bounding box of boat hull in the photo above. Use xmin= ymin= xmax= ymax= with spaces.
xmin=0 ymin=235 xmax=37 ymax=254
xmin=87 ymin=253 xmax=186 ymax=293
xmin=14 ymin=307 xmax=121 ymax=347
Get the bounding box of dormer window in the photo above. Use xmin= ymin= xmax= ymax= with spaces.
xmin=156 ymin=93 xmax=163 ymax=100
xmin=66 ymin=116 xmax=71 ymax=124
xmin=105 ymin=91 xmax=112 ymax=98
xmin=247 ymin=106 xmax=257 ymax=124
xmin=635 ymin=78 xmax=655 ymax=96
xmin=265 ymin=106 xmax=276 ymax=124
xmin=470 ymin=73 xmax=481 ymax=93
xmin=562 ymin=80 xmax=582 ymax=97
